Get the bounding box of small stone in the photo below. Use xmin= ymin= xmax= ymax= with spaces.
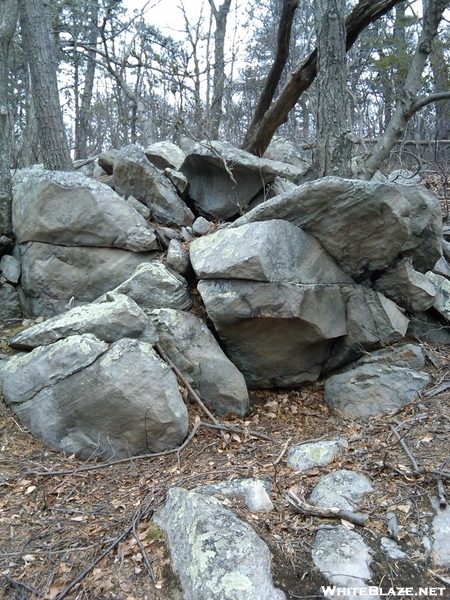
xmin=127 ymin=195 xmax=151 ymax=219
xmin=193 ymin=216 xmax=212 ymax=236
xmin=381 ymin=537 xmax=407 ymax=560
xmin=287 ymin=439 xmax=348 ymax=472
xmin=0 ymin=255 xmax=21 ymax=284
xmin=245 ymin=482 xmax=274 ymax=512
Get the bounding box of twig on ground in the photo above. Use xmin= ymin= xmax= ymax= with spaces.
xmin=132 ymin=518 xmax=156 ymax=583
xmin=155 ymin=342 xmax=229 ymax=445
xmin=390 ymin=425 xmax=422 ymax=473
xmin=11 ymin=422 xmax=270 ymax=479
xmin=274 ymin=437 xmax=291 ymax=465
xmin=54 ymin=501 xmax=154 ymax=600
xmin=429 ymin=570 xmax=450 ymax=585
xmin=1 ymin=575 xmax=44 ymax=597
xmin=287 ymin=490 xmax=369 ymax=527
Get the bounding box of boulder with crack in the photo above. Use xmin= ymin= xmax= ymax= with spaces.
xmin=233 ymin=176 xmax=411 ymax=282
xmin=0 ymin=336 xmax=188 ymax=460
xmin=198 ymin=279 xmax=347 ymax=387
xmin=12 ymin=169 xmax=159 ymax=252
xmin=154 ymin=487 xmax=285 ymax=600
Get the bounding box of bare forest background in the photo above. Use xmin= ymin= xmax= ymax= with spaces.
xmin=1 ymin=0 xmax=450 ymax=251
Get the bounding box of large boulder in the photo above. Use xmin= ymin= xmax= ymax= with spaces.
xmin=1 ymin=336 xmax=188 ymax=460
xmin=180 ymin=140 xmax=304 ymax=220
xmin=9 ymin=293 xmax=147 ymax=349
xmin=148 ymin=308 xmax=249 ymax=416
xmin=18 ymin=242 xmax=157 ymax=316
xmin=425 ymin=271 xmax=450 ymax=321
xmin=113 ymin=144 xmax=194 ymax=226
xmin=154 ymin=487 xmax=285 ymax=600
xmin=233 ymin=177 xmax=411 ymax=282
xmin=190 ymin=220 xmax=350 ymax=284
xmin=198 ymin=280 xmax=347 ymax=387
xmin=12 ymin=169 xmax=159 ymax=252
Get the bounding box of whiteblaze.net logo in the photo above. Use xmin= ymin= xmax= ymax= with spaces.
xmin=320 ymin=586 xmax=447 ymax=597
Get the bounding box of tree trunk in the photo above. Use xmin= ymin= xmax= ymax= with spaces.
xmin=360 ymin=0 xmax=450 ymax=179
xmin=207 ymin=0 xmax=232 ymax=139
xmin=241 ymin=0 xmax=299 ymax=149
xmin=242 ymin=0 xmax=404 ymax=156
xmin=19 ymin=0 xmax=73 ymax=170
xmin=430 ymin=42 xmax=450 ymax=140
xmin=0 ymin=0 xmax=19 ymax=248
xmin=314 ymin=0 xmax=352 ymax=177
xmin=75 ymin=0 xmax=99 ymax=159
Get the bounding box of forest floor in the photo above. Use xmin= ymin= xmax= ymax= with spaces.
xmin=1 ymin=320 xmax=450 ymax=600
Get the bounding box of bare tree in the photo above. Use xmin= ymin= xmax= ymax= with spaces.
xmin=0 ymin=0 xmax=19 ymax=249
xmin=241 ymin=0 xmax=405 ymax=156
xmin=207 ymin=0 xmax=232 ymax=139
xmin=360 ymin=0 xmax=450 ymax=179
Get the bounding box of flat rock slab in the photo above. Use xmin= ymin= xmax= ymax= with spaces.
xmin=154 ymin=487 xmax=285 ymax=599
xmin=198 ymin=280 xmax=347 ymax=388
xmin=12 ymin=169 xmax=159 ymax=252
xmin=148 ymin=308 xmax=249 ymax=417
xmin=287 ymin=439 xmax=348 ymax=472
xmin=1 ymin=336 xmax=188 ymax=460
xmin=190 ymin=219 xmax=350 ymax=284
xmin=233 ymin=176 xmax=410 ymax=282
xmin=310 ymin=469 xmax=373 ymax=511
xmin=312 ymin=526 xmax=377 ymax=599
xmin=9 ymin=293 xmax=147 ymax=349
xmin=18 ymin=242 xmax=157 ymax=316
xmin=324 ymin=364 xmax=430 ymax=419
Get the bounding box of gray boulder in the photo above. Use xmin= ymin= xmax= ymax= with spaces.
xmin=190 ymin=220 xmax=350 ymax=284
xmin=108 ymin=261 xmax=192 ymax=310
xmin=192 ymin=216 xmax=212 ymax=236
xmin=431 ymin=498 xmax=450 ymax=567
xmin=433 ymin=256 xmax=450 ymax=279
xmin=388 ymin=169 xmax=422 ymax=185
xmin=352 ymin=343 xmax=426 ymax=370
xmin=154 ymin=487 xmax=285 ymax=600
xmin=113 ymin=144 xmax=194 ymax=226
xmin=144 ymin=141 xmax=186 ymax=170
xmin=18 ymin=242 xmax=157 ymax=316
xmin=233 ymin=177 xmax=411 ymax=282
xmin=324 ymin=286 xmax=410 ymax=372
xmin=12 ymin=169 xmax=159 ymax=252
xmin=198 ymin=280 xmax=347 ymax=387
xmin=180 ymin=140 xmax=304 ymax=220
xmin=374 ymin=257 xmax=436 ymax=313
xmin=397 ymin=184 xmax=442 ymax=273
xmin=324 ymin=363 xmax=430 ymax=419
xmin=197 ymin=479 xmax=274 ymax=513
xmin=148 ymin=308 xmax=249 ymax=416
xmin=0 ymin=283 xmax=22 ymax=322
xmin=9 ymin=293 xmax=147 ymax=349
xmin=264 ymin=135 xmax=311 ymax=169
xmin=1 ymin=336 xmax=188 ymax=460
xmin=166 ymin=239 xmax=191 ymax=277
xmin=0 ymin=254 xmax=21 ymax=284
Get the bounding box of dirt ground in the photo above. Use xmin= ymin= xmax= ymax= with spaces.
xmin=1 ymin=320 xmax=450 ymax=600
